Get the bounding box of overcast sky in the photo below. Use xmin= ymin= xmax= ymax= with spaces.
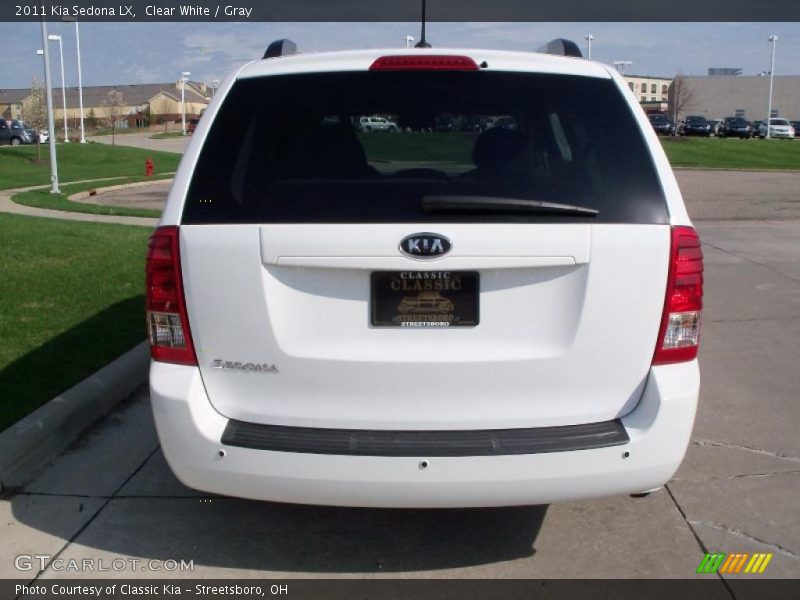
xmin=1 ymin=22 xmax=799 ymax=89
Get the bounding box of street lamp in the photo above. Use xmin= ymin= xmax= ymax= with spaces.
xmin=585 ymin=34 xmax=594 ymax=60
xmin=38 ymin=21 xmax=59 ymax=193
xmin=61 ymin=16 xmax=86 ymax=142
xmin=74 ymin=21 xmax=86 ymax=142
xmin=613 ymin=60 xmax=632 ymax=75
xmin=47 ymin=34 xmax=69 ymax=142
xmin=766 ymin=34 xmax=778 ymax=140
xmin=180 ymin=71 xmax=191 ymax=135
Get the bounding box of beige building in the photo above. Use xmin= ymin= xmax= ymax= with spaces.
xmin=622 ymin=75 xmax=672 ymax=113
xmin=0 ymin=89 xmax=28 ymax=120
xmin=677 ymin=75 xmax=800 ymax=122
xmin=5 ymin=79 xmax=209 ymax=130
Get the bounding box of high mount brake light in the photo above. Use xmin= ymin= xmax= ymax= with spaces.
xmin=369 ymin=55 xmax=479 ymax=71
xmin=146 ymin=226 xmax=197 ymax=365
xmin=653 ymin=226 xmax=704 ymax=365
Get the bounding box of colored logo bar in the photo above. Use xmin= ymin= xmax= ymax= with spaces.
xmin=697 ymin=552 xmax=773 ymax=574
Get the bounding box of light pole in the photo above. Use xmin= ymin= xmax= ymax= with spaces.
xmin=180 ymin=71 xmax=191 ymax=135
xmin=48 ymin=34 xmax=69 ymax=142
xmin=585 ymin=34 xmax=594 ymax=60
xmin=38 ymin=21 xmax=59 ymax=193
xmin=613 ymin=60 xmax=632 ymax=75
xmin=75 ymin=21 xmax=86 ymax=142
xmin=766 ymin=34 xmax=778 ymax=140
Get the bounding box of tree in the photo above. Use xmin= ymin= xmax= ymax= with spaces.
xmin=103 ymin=90 xmax=126 ymax=146
xmin=86 ymin=108 xmax=97 ymax=131
xmin=667 ymin=75 xmax=696 ymax=125
xmin=22 ymin=77 xmax=47 ymax=162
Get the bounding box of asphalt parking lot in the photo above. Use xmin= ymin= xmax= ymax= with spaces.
xmin=1 ymin=170 xmax=798 ymax=587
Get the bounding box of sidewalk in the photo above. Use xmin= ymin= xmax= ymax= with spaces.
xmin=0 ymin=181 xmax=159 ymax=227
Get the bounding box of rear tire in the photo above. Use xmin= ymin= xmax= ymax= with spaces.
xmin=11 ymin=137 xmax=21 ymax=146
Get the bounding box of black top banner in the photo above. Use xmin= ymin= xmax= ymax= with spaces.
xmin=3 ymin=0 xmax=800 ymax=22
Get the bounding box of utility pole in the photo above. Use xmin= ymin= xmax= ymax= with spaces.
xmin=40 ymin=18 xmax=60 ymax=193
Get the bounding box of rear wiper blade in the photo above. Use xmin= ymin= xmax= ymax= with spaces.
xmin=421 ymin=195 xmax=599 ymax=217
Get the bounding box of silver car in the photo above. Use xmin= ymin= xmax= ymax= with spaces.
xmin=758 ymin=118 xmax=796 ymax=139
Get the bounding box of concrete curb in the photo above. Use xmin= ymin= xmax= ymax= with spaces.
xmin=0 ymin=341 xmax=150 ymax=494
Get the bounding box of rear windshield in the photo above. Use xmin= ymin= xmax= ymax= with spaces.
xmin=183 ymin=71 xmax=668 ymax=225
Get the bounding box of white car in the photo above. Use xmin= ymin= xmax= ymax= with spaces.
xmin=38 ymin=130 xmax=49 ymax=144
xmin=358 ymin=116 xmax=398 ymax=132
xmin=147 ymin=42 xmax=702 ymax=508
xmin=758 ymin=118 xmax=795 ymax=139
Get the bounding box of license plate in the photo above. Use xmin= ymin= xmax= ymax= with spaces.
xmin=370 ymin=271 xmax=479 ymax=328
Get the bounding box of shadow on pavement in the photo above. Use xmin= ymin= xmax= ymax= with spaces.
xmin=12 ymin=489 xmax=548 ymax=573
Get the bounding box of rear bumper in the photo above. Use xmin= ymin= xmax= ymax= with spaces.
xmin=150 ymin=361 xmax=699 ymax=508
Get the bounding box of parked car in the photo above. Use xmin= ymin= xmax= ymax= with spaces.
xmin=15 ymin=120 xmax=40 ymax=144
xmin=718 ymin=117 xmax=753 ymax=139
xmin=187 ymin=118 xmax=199 ymax=134
xmin=648 ymin=113 xmax=676 ymax=136
xmin=38 ymin=129 xmax=50 ymax=144
xmin=759 ymin=118 xmax=795 ymax=139
xmin=431 ymin=114 xmax=456 ymax=132
xmin=357 ymin=116 xmax=398 ymax=132
xmin=791 ymin=122 xmax=800 ymax=137
xmin=680 ymin=115 xmax=712 ymax=137
xmin=707 ymin=119 xmax=721 ymax=136
xmin=147 ymin=42 xmax=703 ymax=508
xmin=0 ymin=118 xmax=34 ymax=145
xmin=751 ymin=120 xmax=763 ymax=135
xmin=491 ymin=116 xmax=518 ymax=130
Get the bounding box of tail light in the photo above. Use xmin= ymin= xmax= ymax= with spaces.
xmin=146 ymin=226 xmax=197 ymax=365
xmin=653 ymin=226 xmax=703 ymax=365
xmin=369 ymin=55 xmax=479 ymax=71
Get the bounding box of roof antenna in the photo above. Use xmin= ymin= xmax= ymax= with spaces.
xmin=415 ymin=0 xmax=431 ymax=48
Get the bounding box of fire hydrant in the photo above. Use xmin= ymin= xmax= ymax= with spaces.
xmin=145 ymin=157 xmax=154 ymax=177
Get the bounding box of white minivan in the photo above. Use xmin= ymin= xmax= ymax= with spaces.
xmin=147 ymin=44 xmax=702 ymax=508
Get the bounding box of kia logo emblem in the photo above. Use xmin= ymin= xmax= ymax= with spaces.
xmin=399 ymin=233 xmax=452 ymax=259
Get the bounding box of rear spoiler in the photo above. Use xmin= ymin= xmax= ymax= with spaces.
xmin=536 ymin=38 xmax=583 ymax=58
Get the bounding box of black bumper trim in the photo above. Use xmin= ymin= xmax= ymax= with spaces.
xmin=220 ymin=419 xmax=629 ymax=457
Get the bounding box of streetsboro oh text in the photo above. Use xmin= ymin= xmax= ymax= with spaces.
xmin=16 ymin=584 xmax=281 ymax=596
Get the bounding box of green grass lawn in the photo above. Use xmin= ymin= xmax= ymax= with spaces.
xmin=361 ymin=132 xmax=800 ymax=171
xmin=359 ymin=132 xmax=477 ymax=163
xmin=0 ymin=214 xmax=150 ymax=431
xmin=0 ymin=142 xmax=181 ymax=190
xmin=661 ymin=137 xmax=800 ymax=170
xmin=13 ymin=176 xmax=169 ymax=218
